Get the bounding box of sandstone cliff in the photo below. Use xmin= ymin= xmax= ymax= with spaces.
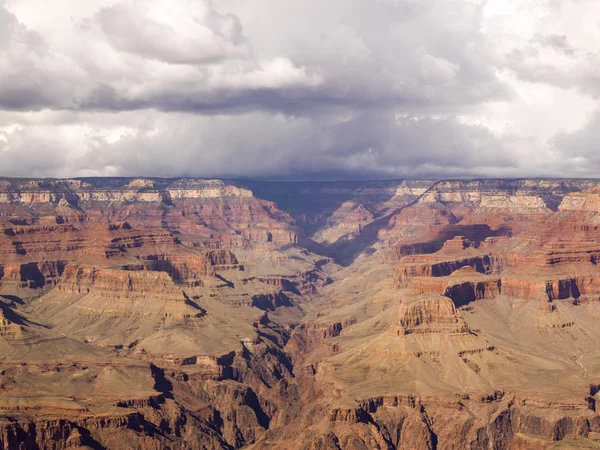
xmin=2 ymin=178 xmax=600 ymax=450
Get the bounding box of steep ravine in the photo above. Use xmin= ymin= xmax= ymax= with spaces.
xmin=3 ymin=178 xmax=600 ymax=449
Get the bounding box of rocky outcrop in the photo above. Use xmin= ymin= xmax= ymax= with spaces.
xmin=443 ymin=279 xmax=501 ymax=307
xmin=313 ymin=203 xmax=375 ymax=245
xmin=0 ymin=261 xmax=66 ymax=289
xmin=0 ymin=308 xmax=23 ymax=340
xmin=479 ymin=195 xmax=548 ymax=210
xmin=417 ymin=179 xmax=595 ymax=209
xmin=392 ymin=295 xmax=470 ymax=335
xmin=250 ymin=293 xmax=293 ymax=311
xmin=166 ymin=180 xmax=253 ymax=199
xmin=315 ymin=392 xmax=599 ymax=450
xmin=285 ymin=318 xmax=357 ymax=356
xmin=205 ymin=249 xmax=240 ymax=267
xmin=395 ymin=253 xmax=502 ymax=288
xmin=501 ymin=273 xmax=600 ymax=301
xmin=128 ymin=250 xmax=243 ymax=286
xmin=56 ymin=265 xmax=185 ymax=299
xmin=558 ymin=185 xmax=600 ymax=212
xmin=385 ymin=225 xmax=507 ymax=263
xmin=0 ymin=179 xmax=253 ymax=205
xmin=40 ymin=265 xmax=208 ymax=326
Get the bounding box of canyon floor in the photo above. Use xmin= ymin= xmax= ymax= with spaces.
xmin=2 ymin=177 xmax=600 ymax=449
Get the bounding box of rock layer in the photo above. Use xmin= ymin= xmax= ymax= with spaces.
xmin=2 ymin=178 xmax=600 ymax=449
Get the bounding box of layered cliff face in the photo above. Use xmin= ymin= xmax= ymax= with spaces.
xmin=258 ymin=179 xmax=600 ymax=449
xmin=393 ymin=294 xmax=471 ymax=335
xmin=311 ymin=203 xmax=375 ymax=245
xmin=3 ymin=178 xmax=600 ymax=449
xmin=0 ymin=177 xmax=332 ymax=449
xmin=394 ymin=236 xmax=506 ymax=288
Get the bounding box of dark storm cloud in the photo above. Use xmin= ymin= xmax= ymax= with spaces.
xmin=0 ymin=110 xmax=515 ymax=180
xmin=553 ymin=111 xmax=600 ymax=167
xmin=0 ymin=0 xmax=599 ymax=179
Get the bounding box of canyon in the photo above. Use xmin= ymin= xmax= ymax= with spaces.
xmin=1 ymin=177 xmax=600 ymax=449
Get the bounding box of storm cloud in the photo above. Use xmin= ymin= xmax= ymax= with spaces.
xmin=0 ymin=0 xmax=599 ymax=179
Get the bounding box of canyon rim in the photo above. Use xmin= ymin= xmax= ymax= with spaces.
xmin=1 ymin=178 xmax=600 ymax=448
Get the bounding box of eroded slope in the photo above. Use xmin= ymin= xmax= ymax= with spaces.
xmin=2 ymin=178 xmax=600 ymax=449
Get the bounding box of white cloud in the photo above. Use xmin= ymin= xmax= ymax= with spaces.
xmin=0 ymin=5 xmax=87 ymax=110
xmin=554 ymin=111 xmax=600 ymax=166
xmin=0 ymin=0 xmax=320 ymax=112
xmin=209 ymin=57 xmax=321 ymax=90
xmin=0 ymin=0 xmax=598 ymax=179
xmin=97 ymin=0 xmax=249 ymax=64
xmin=420 ymin=54 xmax=460 ymax=83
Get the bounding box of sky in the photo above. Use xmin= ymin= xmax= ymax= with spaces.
xmin=0 ymin=0 xmax=599 ymax=180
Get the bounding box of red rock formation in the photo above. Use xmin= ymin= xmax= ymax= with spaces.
xmin=395 ymin=253 xmax=503 ymax=288
xmin=3 ymin=178 xmax=600 ymax=450
xmin=392 ymin=295 xmax=470 ymax=335
xmin=0 ymin=308 xmax=23 ymax=340
xmin=56 ymin=265 xmax=184 ymax=298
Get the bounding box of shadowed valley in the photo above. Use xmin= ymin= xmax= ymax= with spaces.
xmin=1 ymin=178 xmax=600 ymax=449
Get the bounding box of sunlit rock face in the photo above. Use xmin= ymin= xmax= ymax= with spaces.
xmin=3 ymin=177 xmax=600 ymax=449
